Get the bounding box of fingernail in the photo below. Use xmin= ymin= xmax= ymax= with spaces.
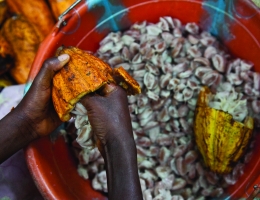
xmin=58 ymin=54 xmax=69 ymax=62
xmin=99 ymin=83 xmax=117 ymax=95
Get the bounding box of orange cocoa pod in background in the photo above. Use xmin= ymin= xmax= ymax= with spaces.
xmin=5 ymin=0 xmax=55 ymax=41
xmin=0 ymin=33 xmax=14 ymax=75
xmin=48 ymin=0 xmax=77 ymax=19
xmin=1 ymin=15 xmax=40 ymax=84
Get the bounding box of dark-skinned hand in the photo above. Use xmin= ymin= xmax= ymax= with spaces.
xmin=0 ymin=55 xmax=143 ymax=200
xmin=0 ymin=54 xmax=70 ymax=163
xmin=16 ymin=54 xmax=70 ymax=137
xmin=80 ymin=83 xmax=143 ymax=200
xmin=80 ymin=83 xmax=134 ymax=152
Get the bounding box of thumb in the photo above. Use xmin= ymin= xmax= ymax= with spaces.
xmin=33 ymin=54 xmax=70 ymax=90
xmin=80 ymin=83 xmax=119 ymax=110
xmin=98 ymin=83 xmax=118 ymax=96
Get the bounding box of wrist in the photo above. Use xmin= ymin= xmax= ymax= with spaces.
xmin=102 ymin=114 xmax=135 ymax=147
xmin=10 ymin=108 xmax=39 ymax=141
xmin=104 ymin=131 xmax=138 ymax=178
xmin=104 ymin=129 xmax=136 ymax=156
xmin=0 ymin=108 xmax=38 ymax=163
xmin=103 ymin=131 xmax=142 ymax=200
xmin=106 ymin=139 xmax=136 ymax=158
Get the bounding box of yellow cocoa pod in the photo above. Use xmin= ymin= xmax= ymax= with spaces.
xmin=2 ymin=15 xmax=40 ymax=84
xmin=193 ymin=86 xmax=254 ymax=174
xmin=6 ymin=0 xmax=55 ymax=41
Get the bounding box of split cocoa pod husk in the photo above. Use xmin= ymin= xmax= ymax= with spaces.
xmin=193 ymin=86 xmax=254 ymax=174
xmin=52 ymin=46 xmax=141 ymax=122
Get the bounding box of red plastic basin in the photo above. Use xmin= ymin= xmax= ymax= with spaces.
xmin=25 ymin=0 xmax=260 ymax=199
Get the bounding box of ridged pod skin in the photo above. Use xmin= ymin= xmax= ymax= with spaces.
xmin=53 ymin=46 xmax=141 ymax=122
xmin=194 ymin=86 xmax=254 ymax=174
xmin=1 ymin=15 xmax=40 ymax=84
xmin=53 ymin=46 xmax=115 ymax=121
xmin=6 ymin=0 xmax=55 ymax=41
xmin=48 ymin=0 xmax=77 ymax=19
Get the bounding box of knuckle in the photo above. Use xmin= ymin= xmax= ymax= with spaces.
xmin=42 ymin=58 xmax=58 ymax=70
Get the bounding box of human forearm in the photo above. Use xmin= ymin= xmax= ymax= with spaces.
xmin=104 ymin=134 xmax=143 ymax=200
xmin=0 ymin=56 xmax=68 ymax=163
xmin=80 ymin=84 xmax=143 ymax=199
xmin=0 ymin=109 xmax=38 ymax=163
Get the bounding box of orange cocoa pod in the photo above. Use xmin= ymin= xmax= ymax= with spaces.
xmin=0 ymin=33 xmax=14 ymax=75
xmin=53 ymin=46 xmax=141 ymax=121
xmin=48 ymin=0 xmax=77 ymax=19
xmin=53 ymin=46 xmax=115 ymax=121
xmin=6 ymin=0 xmax=55 ymax=41
xmin=2 ymin=15 xmax=40 ymax=84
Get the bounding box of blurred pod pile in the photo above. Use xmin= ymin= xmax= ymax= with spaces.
xmin=0 ymin=0 xmax=76 ymax=90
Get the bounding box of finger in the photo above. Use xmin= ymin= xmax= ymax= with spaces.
xmin=33 ymin=54 xmax=70 ymax=90
xmin=80 ymin=93 xmax=102 ymax=110
xmin=98 ymin=83 xmax=118 ymax=96
xmin=80 ymin=83 xmax=118 ymax=108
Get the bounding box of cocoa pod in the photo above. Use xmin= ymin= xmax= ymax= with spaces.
xmin=53 ymin=46 xmax=141 ymax=121
xmin=6 ymin=0 xmax=55 ymax=41
xmin=194 ymin=86 xmax=254 ymax=174
xmin=2 ymin=15 xmax=40 ymax=84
